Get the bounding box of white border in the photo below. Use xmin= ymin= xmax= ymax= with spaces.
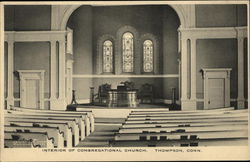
xmin=0 ymin=1 xmax=249 ymax=161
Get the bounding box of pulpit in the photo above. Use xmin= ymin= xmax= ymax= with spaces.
xmin=107 ymin=90 xmax=138 ymax=107
xmin=107 ymin=81 xmax=138 ymax=107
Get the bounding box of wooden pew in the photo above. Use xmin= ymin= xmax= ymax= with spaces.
xmin=124 ymin=116 xmax=247 ymax=124
xmin=10 ymin=107 xmax=95 ymax=133
xmin=130 ymin=107 xmax=234 ymax=114
xmin=110 ymin=137 xmax=248 ymax=147
xmin=129 ymin=109 xmax=238 ymax=116
xmin=5 ymin=131 xmax=54 ymax=148
xmin=126 ymin=114 xmax=247 ymax=121
xmin=5 ymin=120 xmax=72 ymax=147
xmin=127 ymin=114 xmax=247 ymax=120
xmin=114 ymin=129 xmax=248 ymax=141
xmin=122 ymin=120 xmax=248 ymax=128
xmin=113 ymin=108 xmax=247 ymax=147
xmin=5 ymin=125 xmax=64 ymax=148
xmin=4 ymin=139 xmax=35 ymax=148
xmin=118 ymin=123 xmax=248 ymax=133
xmin=128 ymin=109 xmax=248 ymax=118
xmin=6 ymin=110 xmax=87 ymax=140
xmin=5 ymin=116 xmax=79 ymax=146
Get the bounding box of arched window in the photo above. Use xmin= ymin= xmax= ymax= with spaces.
xmin=143 ymin=40 xmax=153 ymax=72
xmin=103 ymin=40 xmax=113 ymax=73
xmin=122 ymin=32 xmax=134 ymax=72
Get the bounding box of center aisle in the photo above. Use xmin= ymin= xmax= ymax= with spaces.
xmin=77 ymin=118 xmax=126 ymax=147
xmin=76 ymin=107 xmax=169 ymax=147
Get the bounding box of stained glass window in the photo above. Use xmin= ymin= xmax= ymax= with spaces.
xmin=143 ymin=40 xmax=153 ymax=72
xmin=122 ymin=32 xmax=134 ymax=72
xmin=103 ymin=40 xmax=113 ymax=73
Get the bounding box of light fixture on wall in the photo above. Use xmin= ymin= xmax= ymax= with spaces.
xmin=13 ymin=71 xmax=20 ymax=80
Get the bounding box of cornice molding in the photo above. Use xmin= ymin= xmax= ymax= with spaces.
xmin=178 ymin=26 xmax=247 ymax=39
xmin=4 ymin=31 xmax=67 ymax=42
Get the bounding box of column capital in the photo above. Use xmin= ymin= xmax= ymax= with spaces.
xmin=237 ymin=36 xmax=245 ymax=43
xmin=50 ymin=40 xmax=57 ymax=44
xmin=58 ymin=40 xmax=66 ymax=44
xmin=226 ymin=70 xmax=231 ymax=78
xmin=190 ymin=37 xmax=197 ymax=42
xmin=7 ymin=40 xmax=14 ymax=47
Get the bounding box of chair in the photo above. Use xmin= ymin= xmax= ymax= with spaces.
xmin=119 ymin=81 xmax=135 ymax=90
xmin=96 ymin=83 xmax=111 ymax=103
xmin=140 ymin=83 xmax=154 ymax=103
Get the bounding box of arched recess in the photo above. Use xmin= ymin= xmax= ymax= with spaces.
xmin=96 ymin=34 xmax=116 ymax=74
xmin=55 ymin=4 xmax=194 ymax=107
xmin=58 ymin=4 xmax=191 ymax=30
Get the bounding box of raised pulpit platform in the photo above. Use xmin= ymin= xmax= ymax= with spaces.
xmin=107 ymin=90 xmax=138 ymax=107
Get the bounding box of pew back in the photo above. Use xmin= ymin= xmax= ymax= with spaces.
xmin=5 ymin=120 xmax=72 ymax=147
xmin=5 ymin=125 xmax=64 ymax=148
xmin=5 ymin=131 xmax=54 ymax=148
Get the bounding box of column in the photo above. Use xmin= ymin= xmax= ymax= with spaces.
xmin=180 ymin=35 xmax=197 ymax=110
xmin=237 ymin=37 xmax=245 ymax=109
xmin=6 ymin=41 xmax=14 ymax=109
xmin=66 ymin=60 xmax=73 ymax=104
xmin=190 ymin=38 xmax=197 ymax=100
xmin=178 ymin=59 xmax=181 ymax=101
xmin=181 ymin=37 xmax=188 ymax=101
xmin=50 ymin=41 xmax=56 ymax=99
xmin=50 ymin=40 xmax=66 ymax=110
xmin=59 ymin=40 xmax=66 ymax=103
xmin=50 ymin=41 xmax=57 ymax=109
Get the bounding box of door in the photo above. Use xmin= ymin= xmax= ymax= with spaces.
xmin=207 ymin=78 xmax=225 ymax=109
xmin=25 ymin=79 xmax=40 ymax=109
xmin=19 ymin=70 xmax=44 ymax=109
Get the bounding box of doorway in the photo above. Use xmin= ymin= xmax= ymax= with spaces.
xmin=18 ymin=70 xmax=45 ymax=109
xmin=202 ymin=68 xmax=231 ymax=109
xmin=207 ymin=78 xmax=225 ymax=109
xmin=25 ymin=79 xmax=40 ymax=108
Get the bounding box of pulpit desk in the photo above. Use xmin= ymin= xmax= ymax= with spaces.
xmin=107 ymin=89 xmax=138 ymax=107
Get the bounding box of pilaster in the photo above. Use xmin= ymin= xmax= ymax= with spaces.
xmin=237 ymin=36 xmax=245 ymax=109
xmin=6 ymin=41 xmax=14 ymax=109
xmin=190 ymin=38 xmax=197 ymax=100
xmin=49 ymin=40 xmax=58 ymax=109
xmin=180 ymin=37 xmax=188 ymax=101
xmin=58 ymin=40 xmax=67 ymax=109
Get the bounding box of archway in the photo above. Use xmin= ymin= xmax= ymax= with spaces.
xmin=60 ymin=4 xmax=187 ymax=30
xmin=64 ymin=5 xmax=182 ymax=106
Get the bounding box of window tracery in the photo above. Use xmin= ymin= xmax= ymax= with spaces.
xmin=103 ymin=40 xmax=113 ymax=73
xmin=122 ymin=32 xmax=134 ymax=72
xmin=143 ymin=40 xmax=153 ymax=72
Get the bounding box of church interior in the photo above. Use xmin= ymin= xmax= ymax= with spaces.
xmin=2 ymin=3 xmax=249 ymax=148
